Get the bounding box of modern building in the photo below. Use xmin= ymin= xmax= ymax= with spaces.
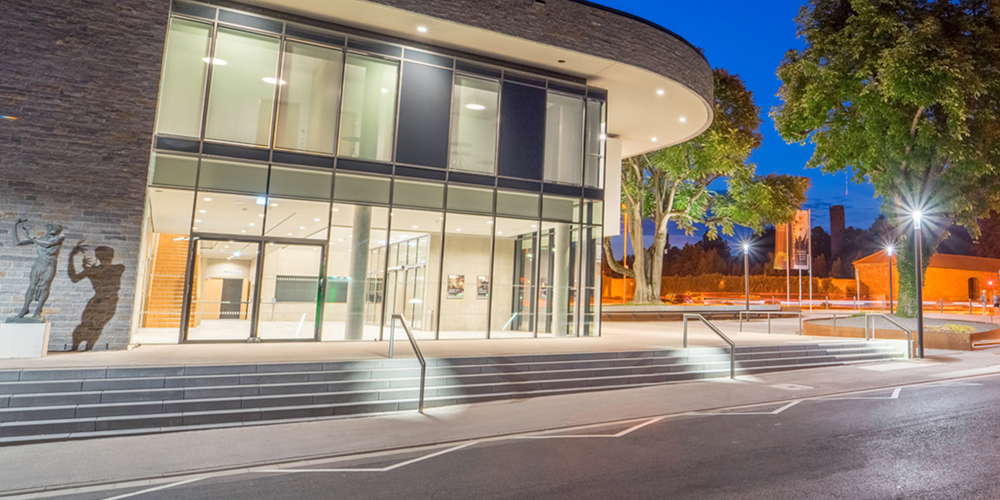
xmin=855 ymin=252 xmax=1000 ymax=302
xmin=1 ymin=0 xmax=712 ymax=350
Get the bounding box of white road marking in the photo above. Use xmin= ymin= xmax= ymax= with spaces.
xmin=258 ymin=441 xmax=479 ymax=473
xmin=700 ymin=400 xmax=801 ymax=415
xmin=98 ymin=478 xmax=205 ymax=500
xmin=822 ymin=387 xmax=902 ymax=400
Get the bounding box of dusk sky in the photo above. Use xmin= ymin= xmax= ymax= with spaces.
xmin=596 ymin=0 xmax=884 ymax=255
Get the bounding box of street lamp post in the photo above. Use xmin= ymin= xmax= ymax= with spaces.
xmin=743 ymin=243 xmax=750 ymax=312
xmin=914 ymin=212 xmax=924 ymax=358
xmin=886 ymin=245 xmax=894 ymax=315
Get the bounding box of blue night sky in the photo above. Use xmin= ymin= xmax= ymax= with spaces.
xmin=595 ymin=0 xmax=884 ymax=256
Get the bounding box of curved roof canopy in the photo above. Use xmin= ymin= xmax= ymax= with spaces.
xmin=241 ymin=0 xmax=714 ymax=158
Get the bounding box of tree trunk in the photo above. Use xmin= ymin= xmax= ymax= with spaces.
xmin=627 ymin=203 xmax=660 ymax=304
xmin=894 ymin=232 xmax=933 ymax=318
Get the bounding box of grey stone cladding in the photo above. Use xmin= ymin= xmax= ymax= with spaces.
xmin=0 ymin=0 xmax=169 ymax=350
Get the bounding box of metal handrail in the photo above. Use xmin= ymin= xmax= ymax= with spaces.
xmin=864 ymin=313 xmax=913 ymax=360
xmin=738 ymin=311 xmax=803 ymax=335
xmin=388 ymin=314 xmax=427 ymax=413
xmin=682 ymin=314 xmax=736 ymax=379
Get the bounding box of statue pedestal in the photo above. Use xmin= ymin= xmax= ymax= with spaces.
xmin=0 ymin=322 xmax=50 ymax=359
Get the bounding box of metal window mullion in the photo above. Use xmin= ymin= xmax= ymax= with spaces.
xmin=268 ymin=30 xmax=287 ymax=151
xmin=485 ymin=191 xmax=498 ymax=339
xmin=249 ymin=241 xmax=265 ymax=340
xmin=389 ymin=56 xmax=404 ymax=164
xmin=378 ymin=185 xmax=396 ymax=341
xmin=434 ymin=189 xmax=449 ymax=341
xmin=333 ymin=48 xmax=350 ymax=157
xmin=198 ymin=22 xmax=221 ymax=144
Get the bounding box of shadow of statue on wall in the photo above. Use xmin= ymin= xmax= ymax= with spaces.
xmin=68 ymin=242 xmax=124 ymax=351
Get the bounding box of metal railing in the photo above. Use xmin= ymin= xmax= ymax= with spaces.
xmin=864 ymin=313 xmax=913 ymax=360
xmin=738 ymin=311 xmax=803 ymax=335
xmin=388 ymin=314 xmax=427 ymax=413
xmin=682 ymin=314 xmax=736 ymax=379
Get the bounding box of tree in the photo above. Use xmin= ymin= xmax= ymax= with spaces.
xmin=973 ymin=211 xmax=1000 ymax=259
xmin=773 ymin=0 xmax=1000 ymax=316
xmin=604 ymin=68 xmax=810 ymax=303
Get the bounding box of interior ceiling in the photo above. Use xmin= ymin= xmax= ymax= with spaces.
xmin=241 ymin=0 xmax=711 ymax=157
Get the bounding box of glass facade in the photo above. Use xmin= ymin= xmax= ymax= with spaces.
xmin=135 ymin=2 xmax=606 ymax=344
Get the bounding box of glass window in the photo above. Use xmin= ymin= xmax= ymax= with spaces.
xmin=490 ymin=218 xmax=539 ymax=338
xmin=264 ymin=198 xmax=330 ymax=240
xmin=392 ymin=179 xmax=444 ymax=210
xmin=450 ymin=76 xmax=499 ymax=174
xmin=447 ymin=185 xmax=494 ymax=214
xmin=537 ymin=222 xmax=579 ymax=337
xmin=496 ymin=190 xmax=539 ymax=219
xmin=338 ymin=54 xmax=399 ymax=162
xmin=204 ymin=27 xmax=281 ymax=146
xmin=584 ymin=200 xmax=604 ymax=226
xmin=581 ymin=225 xmax=603 ymax=336
xmin=197 ymin=159 xmax=268 ymax=195
xmin=333 ymin=173 xmax=390 ymax=205
xmin=192 ymin=192 xmax=265 ymax=236
xmin=156 ymin=18 xmax=212 ymax=138
xmin=268 ymin=166 xmax=332 ymax=201
xmin=133 ymin=188 xmax=195 ymax=345
xmin=275 ymin=41 xmax=344 ymax=154
xmin=544 ymin=93 xmax=584 ymax=185
xmin=384 ymin=208 xmax=443 ymax=340
xmin=257 ymin=243 xmax=323 ymax=340
xmin=149 ymin=153 xmax=198 ymax=188
xmin=323 ymin=204 xmax=389 ymax=341
xmin=542 ymin=194 xmax=581 ymax=222
xmin=438 ymin=213 xmax=493 ymax=339
xmin=584 ymin=99 xmax=606 ymax=188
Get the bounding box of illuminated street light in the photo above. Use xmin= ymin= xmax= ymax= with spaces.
xmin=743 ymin=242 xmax=751 ymax=312
xmin=886 ymin=245 xmax=894 ymax=314
xmin=913 ymin=211 xmax=924 ymax=358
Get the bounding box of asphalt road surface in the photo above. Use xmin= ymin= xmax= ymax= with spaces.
xmin=35 ymin=376 xmax=1000 ymax=500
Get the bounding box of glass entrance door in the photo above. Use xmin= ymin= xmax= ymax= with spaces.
xmin=256 ymin=242 xmax=324 ymax=340
xmin=186 ymin=238 xmax=260 ymax=341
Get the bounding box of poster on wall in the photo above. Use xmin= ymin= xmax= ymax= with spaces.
xmin=477 ymin=276 xmax=489 ymax=299
xmin=791 ymin=209 xmax=811 ymax=270
xmin=447 ymin=275 xmax=465 ymax=299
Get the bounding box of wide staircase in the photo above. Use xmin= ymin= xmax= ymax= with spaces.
xmin=141 ymin=234 xmax=192 ymax=329
xmin=0 ymin=340 xmax=904 ymax=444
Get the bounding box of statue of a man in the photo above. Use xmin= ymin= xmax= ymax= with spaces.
xmin=9 ymin=217 xmax=66 ymax=322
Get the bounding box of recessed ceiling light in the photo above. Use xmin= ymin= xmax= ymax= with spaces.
xmin=249 ymin=223 xmax=255 ymax=226
xmin=199 ymin=210 xmax=206 ymax=213
xmin=381 ymin=88 xmax=389 ymax=94
xmin=338 ymin=238 xmax=344 ymax=242
xmin=192 ymin=227 xmax=199 ymax=230
xmin=656 ymin=89 xmax=665 ymax=95
xmin=465 ymin=104 xmax=486 ymax=111
xmin=679 ymin=117 xmax=687 ymax=123
xmin=413 ymin=225 xmax=419 ymax=229
xmin=241 ymin=229 xmax=247 ymax=233
xmin=456 ymin=228 xmax=462 ymax=232
xmin=299 ymin=226 xmax=305 ymax=229
xmin=259 ymin=214 xmax=264 ymax=217
xmin=203 ymin=197 xmax=212 ymax=202
xmin=195 ymin=219 xmax=202 ymax=223
xmin=497 ymin=231 xmax=503 ymax=235
xmin=332 ymin=208 xmax=339 ymax=212
xmin=417 ymin=26 xmax=428 ymax=33
xmin=201 ymin=57 xmax=227 ymax=65
xmin=314 ymin=218 xmax=321 ymax=222
xmin=652 ymin=137 xmax=658 ymax=142
xmin=288 ymin=233 xmax=293 ymax=236
xmin=531 ymin=224 xmax=537 ymax=228
xmin=262 ymin=77 xmax=286 ymax=85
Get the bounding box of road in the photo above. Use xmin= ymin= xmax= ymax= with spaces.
xmin=30 ymin=375 xmax=1000 ymax=500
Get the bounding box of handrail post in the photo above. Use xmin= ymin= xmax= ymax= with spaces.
xmin=739 ymin=311 xmax=743 ymax=333
xmin=387 ymin=314 xmax=427 ymax=413
xmin=767 ymin=313 xmax=771 ymax=334
xmin=683 ymin=315 xmax=689 ymax=348
xmin=388 ymin=316 xmax=396 ymax=358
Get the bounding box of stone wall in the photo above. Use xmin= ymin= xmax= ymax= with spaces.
xmin=0 ymin=0 xmax=169 ymax=350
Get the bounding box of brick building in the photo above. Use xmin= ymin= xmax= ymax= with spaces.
xmin=855 ymin=252 xmax=1000 ymax=302
xmin=1 ymin=0 xmax=712 ymax=350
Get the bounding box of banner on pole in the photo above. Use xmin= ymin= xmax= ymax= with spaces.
xmin=774 ymin=223 xmax=789 ymax=270
xmin=791 ymin=209 xmax=810 ymax=270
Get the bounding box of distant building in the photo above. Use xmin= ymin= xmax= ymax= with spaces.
xmin=830 ymin=205 xmax=845 ymax=260
xmin=855 ymin=252 xmax=1000 ymax=301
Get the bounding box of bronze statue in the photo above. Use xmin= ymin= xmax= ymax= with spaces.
xmin=8 ymin=217 xmax=65 ymax=323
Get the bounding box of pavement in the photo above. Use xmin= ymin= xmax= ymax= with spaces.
xmin=2 ymin=338 xmax=1000 ymax=497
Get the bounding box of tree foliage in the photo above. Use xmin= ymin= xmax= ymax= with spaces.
xmin=605 ymin=68 xmax=810 ymax=303
xmin=772 ymin=0 xmax=1000 ymax=316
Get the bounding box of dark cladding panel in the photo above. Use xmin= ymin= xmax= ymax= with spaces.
xmin=395 ymin=61 xmax=452 ymax=169
xmin=498 ymin=82 xmax=545 ymax=180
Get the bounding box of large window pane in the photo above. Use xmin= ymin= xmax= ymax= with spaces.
xmin=384 ymin=209 xmax=443 ymax=340
xmin=197 ymin=159 xmax=268 ymax=195
xmin=156 ymin=18 xmax=211 ymax=137
xmin=447 ymin=185 xmax=494 ymax=214
xmin=538 ymin=221 xmax=579 ymax=337
xmin=149 ymin=153 xmax=197 ymax=188
xmin=542 ymin=194 xmax=581 ymax=222
xmin=450 ymin=75 xmax=499 ymax=174
xmin=275 ymin=41 xmax=344 ymax=154
xmin=133 ymin=188 xmax=195 ymax=345
xmin=333 ymin=173 xmax=390 ymax=205
xmin=323 ymin=204 xmax=390 ymax=341
xmin=264 ymin=198 xmax=330 ymax=240
xmin=268 ymin=166 xmax=332 ymax=201
xmin=544 ymin=93 xmax=584 ymax=185
xmin=204 ymin=27 xmax=280 ymax=146
xmin=490 ymin=218 xmax=538 ymax=338
xmin=584 ymin=99 xmax=606 ymax=188
xmin=257 ymin=243 xmax=323 ymax=340
xmin=497 ymin=190 xmax=539 ymax=219
xmin=438 ymin=213 xmax=493 ymax=339
xmin=392 ymin=179 xmax=444 ymax=210
xmin=338 ymin=54 xmax=398 ymax=162
xmin=192 ymin=192 xmax=265 ymax=236
xmin=581 ymin=225 xmax=602 ymax=336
